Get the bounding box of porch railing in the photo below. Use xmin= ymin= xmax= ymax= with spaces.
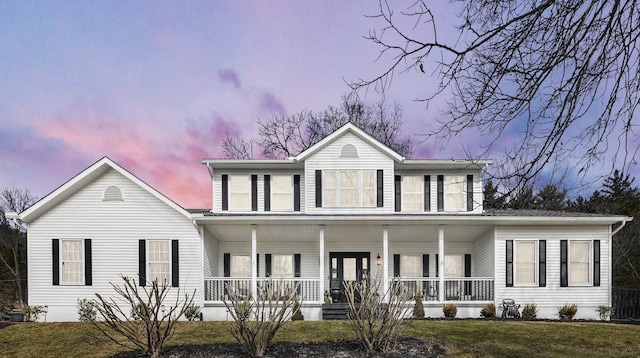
xmin=393 ymin=277 xmax=494 ymax=302
xmin=204 ymin=277 xmax=321 ymax=302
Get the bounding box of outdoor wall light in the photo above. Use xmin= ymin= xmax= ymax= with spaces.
xmin=376 ymin=253 xmax=381 ymax=266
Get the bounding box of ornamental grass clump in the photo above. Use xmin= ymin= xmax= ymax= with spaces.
xmin=558 ymin=304 xmax=578 ymax=320
xmin=480 ymin=302 xmax=496 ymax=318
xmin=443 ymin=304 xmax=457 ymax=318
xmin=522 ymin=303 xmax=538 ymax=320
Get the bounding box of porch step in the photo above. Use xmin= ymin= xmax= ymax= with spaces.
xmin=322 ymin=303 xmax=351 ymax=320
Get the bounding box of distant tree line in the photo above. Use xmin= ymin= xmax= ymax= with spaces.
xmin=484 ymin=170 xmax=640 ymax=288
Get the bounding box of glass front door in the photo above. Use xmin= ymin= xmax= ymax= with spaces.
xmin=329 ymin=252 xmax=370 ymax=302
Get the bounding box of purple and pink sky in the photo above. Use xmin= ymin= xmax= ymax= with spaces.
xmin=1 ymin=1 xmax=635 ymax=209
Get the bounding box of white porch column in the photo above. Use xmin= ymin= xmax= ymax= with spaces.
xmin=319 ymin=225 xmax=325 ymax=302
xmin=383 ymin=225 xmax=389 ymax=295
xmin=251 ymin=225 xmax=257 ymax=299
xmin=438 ymin=225 xmax=445 ymax=302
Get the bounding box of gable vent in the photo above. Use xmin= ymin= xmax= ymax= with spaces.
xmin=103 ymin=185 xmax=123 ymax=201
xmin=340 ymin=144 xmax=359 ymax=158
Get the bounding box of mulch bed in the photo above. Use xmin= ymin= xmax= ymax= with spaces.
xmin=110 ymin=337 xmax=449 ymax=358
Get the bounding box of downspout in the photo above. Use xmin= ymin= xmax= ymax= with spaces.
xmin=611 ymin=220 xmax=627 ymax=236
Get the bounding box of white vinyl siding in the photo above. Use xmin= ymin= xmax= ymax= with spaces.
xmin=273 ymin=254 xmax=293 ymax=278
xmin=231 ymin=255 xmax=251 ymax=277
xmin=445 ymin=175 xmax=466 ymax=211
xmin=515 ymin=240 xmax=536 ymax=285
xmin=402 ymin=176 xmax=423 ymax=211
xmin=401 ymin=254 xmax=421 ymax=277
xmin=323 ymin=169 xmax=375 ymax=207
xmin=148 ymin=240 xmax=170 ymax=284
xmin=271 ymin=175 xmax=293 ymax=211
xmin=570 ymin=241 xmax=591 ymax=285
xmin=61 ymin=239 xmax=83 ymax=285
xmin=229 ymin=175 xmax=251 ymax=211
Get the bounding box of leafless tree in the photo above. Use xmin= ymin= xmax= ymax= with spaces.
xmin=0 ymin=187 xmax=37 ymax=304
xmin=353 ymin=0 xmax=640 ymax=191
xmin=223 ymin=93 xmax=414 ymax=159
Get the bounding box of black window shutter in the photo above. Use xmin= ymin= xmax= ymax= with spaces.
xmin=265 ymin=254 xmax=272 ymax=277
xmin=393 ymin=254 xmax=401 ymax=277
xmin=560 ymin=240 xmax=568 ymax=287
xmin=294 ymin=175 xmax=301 ymax=211
xmin=464 ymin=254 xmax=472 ymax=295
xmin=422 ymin=254 xmax=429 ymax=277
xmin=139 ymin=240 xmax=146 ymax=286
xmin=394 ymin=175 xmax=401 ymax=212
xmin=435 ymin=254 xmax=439 ymax=277
xmin=251 ymin=175 xmax=258 ymax=211
xmin=52 ymin=239 xmax=60 ymax=286
xmin=171 ymin=240 xmax=179 ymax=287
xmin=221 ymin=175 xmax=229 ymax=211
xmin=424 ymin=175 xmax=431 ymax=211
xmin=594 ymin=240 xmax=600 ymax=286
xmin=539 ymin=240 xmax=546 ymax=287
xmin=264 ymin=175 xmax=271 ymax=211
xmin=467 ymin=175 xmax=473 ymax=211
xmin=223 ymin=253 xmax=231 ymax=277
xmin=315 ymin=170 xmax=322 ymax=207
xmin=437 ymin=175 xmax=444 ymax=212
xmin=256 ymin=254 xmax=260 ymax=277
xmin=377 ymin=170 xmax=384 ymax=207
xmin=294 ymin=254 xmax=301 ymax=277
xmin=84 ymin=239 xmax=92 ymax=286
xmin=506 ymin=240 xmax=513 ymax=287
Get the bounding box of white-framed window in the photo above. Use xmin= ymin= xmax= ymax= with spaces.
xmin=229 ymin=175 xmax=251 ymax=211
xmin=444 ymin=175 xmax=466 ymax=211
xmin=231 ymin=255 xmax=251 ymax=277
xmin=402 ymin=176 xmax=423 ymax=211
xmin=323 ymin=169 xmax=376 ymax=207
xmin=61 ymin=239 xmax=84 ymax=284
xmin=272 ymin=254 xmax=293 ymax=278
xmin=444 ymin=255 xmax=463 ymax=278
xmin=515 ymin=241 xmax=537 ymax=285
xmin=401 ymin=255 xmax=422 ymax=277
xmin=272 ymin=175 xmax=293 ymax=211
xmin=148 ymin=240 xmax=170 ymax=284
xmin=569 ymin=240 xmax=591 ymax=285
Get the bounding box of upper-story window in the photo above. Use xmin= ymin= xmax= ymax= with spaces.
xmin=229 ymin=175 xmax=251 ymax=211
xmin=323 ymin=169 xmax=375 ymax=207
xmin=445 ymin=175 xmax=466 ymax=211
xmin=271 ymin=175 xmax=293 ymax=211
xmin=402 ymin=176 xmax=423 ymax=211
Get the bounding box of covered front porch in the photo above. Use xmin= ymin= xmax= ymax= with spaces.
xmin=195 ymin=216 xmax=496 ymax=319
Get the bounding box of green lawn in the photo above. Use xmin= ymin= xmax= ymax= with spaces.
xmin=0 ymin=320 xmax=639 ymax=357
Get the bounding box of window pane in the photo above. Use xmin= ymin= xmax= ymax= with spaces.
xmin=444 ymin=255 xmax=462 ymax=278
xmin=343 ymin=258 xmax=357 ymax=281
xmin=232 ymin=255 xmax=251 ymax=277
xmin=362 ymin=170 xmax=375 ymax=206
xmin=444 ymin=176 xmax=466 ymax=211
xmin=402 ymin=176 xmax=423 ymax=211
xmin=62 ymin=240 xmax=83 ymax=284
xmin=272 ymin=175 xmax=293 ymax=211
xmin=515 ymin=241 xmax=536 ymax=284
xmin=402 ymin=255 xmax=421 ymax=277
xmin=229 ymin=175 xmax=250 ymax=211
xmin=323 ymin=171 xmax=336 ymax=206
xmin=148 ymin=240 xmax=170 ymax=283
xmin=273 ymin=255 xmax=293 ymax=278
xmin=570 ymin=241 xmax=590 ymax=284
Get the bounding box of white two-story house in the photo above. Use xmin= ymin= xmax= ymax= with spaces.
xmin=12 ymin=123 xmax=632 ymax=321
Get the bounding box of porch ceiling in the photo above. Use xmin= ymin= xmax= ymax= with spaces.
xmin=202 ymin=223 xmax=491 ymax=243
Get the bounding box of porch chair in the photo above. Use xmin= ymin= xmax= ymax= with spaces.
xmin=501 ymin=298 xmax=521 ymax=319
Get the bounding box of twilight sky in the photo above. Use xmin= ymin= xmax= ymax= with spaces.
xmin=1 ymin=1 xmax=635 ymax=209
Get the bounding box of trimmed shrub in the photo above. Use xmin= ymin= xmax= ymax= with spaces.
xmin=77 ymin=298 xmax=97 ymax=322
xmin=184 ymin=304 xmax=202 ymax=321
xmin=442 ymin=304 xmax=457 ymax=318
xmin=559 ymin=304 xmax=578 ymax=320
xmin=596 ymin=306 xmax=614 ymax=321
xmin=522 ymin=303 xmax=537 ymax=320
xmin=480 ymin=302 xmax=496 ymax=318
xmin=291 ymin=300 xmax=304 ymax=321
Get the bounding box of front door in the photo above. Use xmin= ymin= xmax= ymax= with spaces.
xmin=329 ymin=252 xmax=370 ymax=303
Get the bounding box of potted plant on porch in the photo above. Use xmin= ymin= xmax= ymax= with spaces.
xmin=330 ymin=274 xmax=341 ymax=303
